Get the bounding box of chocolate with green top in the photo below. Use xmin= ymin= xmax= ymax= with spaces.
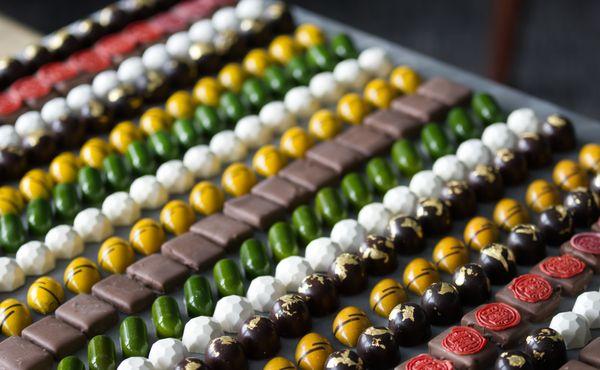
xmin=88 ymin=335 xmax=117 ymax=370
xmin=240 ymin=239 xmax=272 ymax=280
xmin=218 ymin=91 xmax=247 ymax=124
xmin=0 ymin=213 xmax=26 ymax=253
xmin=306 ymin=44 xmax=337 ymax=71
xmin=184 ymin=275 xmax=215 ymax=317
xmin=447 ymin=107 xmax=478 ymax=142
xmin=268 ymin=221 xmax=299 ymax=262
xmin=195 ymin=105 xmax=225 ymax=137
xmin=151 ymin=296 xmax=184 ymax=339
xmin=286 ymin=55 xmax=314 ymax=85
xmin=58 ymin=356 xmax=85 ymax=370
xmin=331 ymin=33 xmax=358 ymax=59
xmin=391 ymin=139 xmax=423 ymax=177
xmin=173 ymin=118 xmax=201 ymax=148
xmin=315 ymin=187 xmax=347 ymax=227
xmin=119 ymin=316 xmax=149 ymax=358
xmin=471 ymin=92 xmax=504 ymax=125
xmin=53 ymin=183 xmax=81 ymax=220
xmin=241 ymin=77 xmax=272 ymax=111
xmin=291 ymin=204 xmax=323 ymax=245
xmin=264 ymin=65 xmax=294 ymax=97
xmin=213 ymin=258 xmax=245 ymax=297
xmin=148 ymin=130 xmax=180 ymax=161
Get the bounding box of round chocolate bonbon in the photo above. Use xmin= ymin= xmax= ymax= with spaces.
xmin=403 ymin=258 xmax=440 ymax=296
xmin=495 ymin=350 xmax=534 ymax=370
xmin=525 ymin=179 xmax=560 ymax=213
xmin=324 ymin=349 xmax=364 ymax=370
xmin=453 ymin=263 xmax=491 ymax=306
xmin=332 ymin=306 xmax=371 ymax=347
xmin=506 ymin=224 xmax=546 ymax=265
xmin=479 ymin=243 xmax=517 ymax=285
xmin=468 ymin=164 xmax=504 ymax=202
xmin=416 ymin=197 xmax=451 ymax=235
xmin=328 ymin=253 xmax=367 ymax=295
xmin=493 ymin=198 xmax=529 ymax=231
xmin=440 ymin=180 xmax=477 ymax=219
xmin=295 ymin=332 xmax=333 ymax=370
xmin=463 ymin=216 xmax=499 ymax=251
xmin=494 ymin=148 xmax=527 ymax=185
xmin=238 ymin=315 xmax=280 ymax=360
xmin=542 ymin=114 xmax=575 ymax=152
xmin=356 ymin=327 xmax=398 ymax=369
xmin=552 ymin=159 xmax=589 ymax=192
xmin=432 ymin=236 xmax=469 ymax=274
xmin=205 ymin=336 xmax=247 ymax=370
xmin=387 ymin=302 xmax=431 ymax=346
xmin=385 ymin=215 xmax=424 ymax=254
xmin=524 ymin=328 xmax=567 ymax=370
xmin=537 ymin=205 xmax=573 ymax=246
xmin=420 ymin=282 xmax=462 ymax=325
xmin=269 ymin=293 xmax=311 ymax=338
xmin=517 ymin=132 xmax=552 ymax=168
xmin=359 ymin=234 xmax=397 ymax=275
xmin=298 ymin=273 xmax=339 ymax=317
xmin=563 ymin=188 xmax=599 ymax=227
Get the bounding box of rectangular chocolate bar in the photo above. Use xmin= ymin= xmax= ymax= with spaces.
xmin=190 ymin=213 xmax=253 ymax=250
xmin=559 ymin=360 xmax=597 ymax=370
xmin=0 ymin=336 xmax=53 ymax=370
xmin=92 ymin=274 xmax=155 ymax=314
xmin=223 ymin=194 xmax=285 ymax=230
xmin=305 ymin=141 xmax=365 ymax=174
xmin=364 ymin=109 xmax=423 ymax=139
xmin=391 ymin=94 xmax=447 ymax=122
xmin=560 ymin=240 xmax=600 ymax=274
xmin=251 ymin=177 xmax=311 ymax=210
xmin=530 ymin=255 xmax=593 ymax=296
xmin=55 ymin=294 xmax=119 ymax=337
xmin=495 ymin=274 xmax=561 ymax=322
xmin=21 ymin=316 xmax=85 ymax=359
xmin=278 ymin=159 xmax=338 ymax=192
xmin=395 ymin=354 xmax=453 ymax=370
xmin=461 ymin=303 xmax=530 ymax=348
xmin=417 ymin=77 xmax=472 ymax=106
xmin=162 ymin=232 xmax=225 ymax=271
xmin=579 ymin=337 xmax=600 ymax=368
xmin=334 ymin=125 xmax=393 ymax=157
xmin=428 ymin=326 xmax=497 ymax=370
xmin=126 ymin=254 xmax=189 ymax=293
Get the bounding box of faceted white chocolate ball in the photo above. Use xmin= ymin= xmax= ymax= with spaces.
xmin=259 ymin=101 xmax=296 ymax=133
xmin=73 ymin=208 xmax=113 ymax=242
xmin=383 ymin=186 xmax=418 ymax=216
xmin=183 ymin=145 xmax=221 ymax=178
xmin=572 ymin=291 xmax=600 ymax=329
xmin=212 ymin=7 xmax=239 ymax=33
xmin=129 ymin=175 xmax=168 ymax=210
xmin=482 ymin=122 xmax=518 ymax=152
xmin=358 ymin=203 xmax=391 ymax=235
xmin=182 ymin=316 xmax=223 ymax=353
xmin=142 ymin=44 xmax=171 ymax=71
xmin=15 ymin=241 xmax=55 ymax=276
xmin=117 ymin=357 xmax=154 ymax=370
xmin=333 ymin=59 xmax=369 ymax=90
xmin=309 ymin=72 xmax=344 ymax=104
xmin=456 ymin=138 xmax=493 ymax=170
xmin=212 ymin=295 xmax=254 ymax=333
xmin=234 ymin=115 xmax=272 ymax=148
xmin=549 ymin=311 xmax=591 ymax=349
xmin=284 ymin=86 xmax=319 ymax=118
xmin=209 ymin=130 xmax=248 ymax=163
xmin=188 ymin=19 xmax=215 ymax=43
xmin=358 ymin=47 xmax=392 ymax=78
xmin=275 ymin=256 xmax=313 ymax=292
xmin=235 ymin=0 xmax=265 ymax=20
xmin=15 ymin=111 xmax=47 ymax=137
xmin=507 ymin=108 xmax=540 ymax=135
xmin=149 ymin=338 xmax=187 ymax=370
xmin=117 ymin=57 xmax=145 ymax=83
xmin=305 ymin=237 xmax=341 ymax=272
xmin=92 ymin=70 xmax=119 ymax=97
xmin=433 ymin=154 xmax=468 ymax=182
xmin=0 ymin=125 xmax=21 ymax=150
xmin=41 ymin=97 xmax=69 ymax=122
xmin=0 ymin=257 xmax=25 ymax=292
xmin=102 ymin=191 xmax=141 ymax=226
xmin=409 ymin=170 xmax=444 ymax=199
xmin=330 ymin=219 xmax=366 ymax=254
xmin=45 ymin=225 xmax=84 ymax=259
xmin=246 ymin=275 xmax=286 ymax=312
xmin=66 ymin=84 xmax=94 ymax=111
xmin=156 ymin=160 xmax=194 ymax=194
xmin=166 ymin=32 xmax=191 ymax=60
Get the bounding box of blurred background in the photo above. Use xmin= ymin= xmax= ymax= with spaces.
xmin=1 ymin=0 xmax=598 ymax=118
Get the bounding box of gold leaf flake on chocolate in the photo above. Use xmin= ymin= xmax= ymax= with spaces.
xmin=547 ymin=114 xmax=566 ymax=127
xmin=454 ymin=268 xmax=466 ymax=286
xmin=327 ymin=350 xmax=361 ymax=367
xmin=474 ymin=164 xmax=496 ymax=183
xmin=362 ymin=247 xmax=388 ymax=262
xmin=418 ymin=198 xmax=444 ymax=216
xmin=372 ymin=337 xmax=386 ymax=349
xmin=401 ymin=305 xmax=415 ymax=321
xmin=514 ymin=224 xmax=538 ymax=241
xmin=497 ymin=148 xmax=515 ymax=163
xmin=333 ymin=254 xmax=359 ymax=280
xmin=438 ymin=282 xmax=455 ymax=295
xmin=247 ymin=316 xmax=261 ymax=330
xmin=400 ymin=217 xmax=424 ymax=238
xmin=482 ymin=243 xmax=514 ymax=271
xmin=364 ymin=327 xmax=389 ymax=336
xmin=505 ymin=354 xmax=526 ymax=367
xmin=532 ymin=350 xmax=545 ymax=360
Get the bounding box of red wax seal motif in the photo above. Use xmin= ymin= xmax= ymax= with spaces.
xmin=406 ymin=354 xmax=454 ymax=370
xmin=95 ymin=34 xmax=137 ymax=57
xmin=571 ymin=232 xmax=600 ymax=255
xmin=37 ymin=62 xmax=78 ymax=85
xmin=509 ymin=274 xmax=553 ymax=303
xmin=10 ymin=76 xmax=51 ymax=100
xmin=475 ymin=302 xmax=521 ymax=331
xmin=0 ymin=92 xmax=22 ymax=115
xmin=124 ymin=21 xmax=163 ymax=44
xmin=150 ymin=13 xmax=188 ymax=34
xmin=539 ymin=254 xmax=586 ymax=278
xmin=68 ymin=50 xmax=111 ymax=73
xmin=441 ymin=327 xmax=487 ymax=355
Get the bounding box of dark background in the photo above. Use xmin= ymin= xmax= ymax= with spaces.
xmin=1 ymin=0 xmax=599 ymax=118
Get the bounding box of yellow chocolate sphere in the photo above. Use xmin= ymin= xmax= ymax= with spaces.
xmin=390 ymin=66 xmax=421 ymax=94
xmin=221 ymin=163 xmax=257 ymax=197
xmin=80 ymin=137 xmax=112 ymax=169
xmin=63 ymin=257 xmax=101 ymax=294
xmin=193 ymin=77 xmax=223 ymax=107
xmin=97 ymin=236 xmax=135 ymax=274
xmin=160 ymin=200 xmax=196 ymax=235
xmin=19 ymin=169 xmax=54 ymax=201
xmin=109 ymin=121 xmax=144 ymax=154
xmin=27 ymin=276 xmax=64 ymax=314
xmin=336 ymin=93 xmax=370 ymax=125
xmin=252 ymin=145 xmax=287 ymax=177
xmin=129 ymin=218 xmax=165 ymax=255
xmin=280 ymin=127 xmax=314 ymax=159
xmin=189 ymin=181 xmax=225 ymax=216
xmin=308 ymin=109 xmax=342 ymax=140
xmin=49 ymin=152 xmax=82 ymax=184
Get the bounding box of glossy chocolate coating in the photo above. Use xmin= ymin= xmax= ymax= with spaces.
xmin=518 ymin=133 xmax=552 ymax=168
xmin=495 ymin=350 xmax=534 ymax=370
xmin=387 ymin=302 xmax=431 ymax=346
xmin=495 ymin=149 xmax=528 ymax=185
xmin=452 ymin=263 xmax=491 ymax=306
xmin=205 ymin=336 xmax=248 ymax=370
xmin=298 ymin=274 xmax=339 ymax=316
xmin=420 ymin=282 xmax=462 ymax=325
xmin=440 ymin=180 xmax=477 ymax=219
xmin=48 ymin=115 xmax=85 ymax=148
xmin=524 ymin=328 xmax=567 ymax=370
xmin=385 ymin=215 xmax=425 ymax=254
xmin=506 ymin=224 xmax=546 ymax=265
xmin=0 ymin=149 xmax=27 ymax=181
xmin=536 ymin=205 xmax=573 ymax=246
xmin=479 ymin=243 xmax=517 ymax=284
xmin=542 ymin=114 xmax=576 ymax=152
xmin=356 ymin=327 xmax=398 ymax=369
xmin=416 ymin=197 xmax=452 ymax=235
xmin=563 ymin=189 xmax=599 ymax=227
xmin=324 ymin=349 xmax=364 ymax=370
xmin=238 ymin=316 xmax=280 ymax=359
xmin=468 ymin=164 xmax=505 ymax=202
xmin=269 ymin=294 xmax=311 ymax=338
xmin=175 ymin=357 xmax=209 ymax=370
xmin=359 ymin=235 xmax=397 ymax=275
xmin=328 ymin=253 xmax=367 ymax=295
xmin=23 ymin=133 xmax=57 ymax=164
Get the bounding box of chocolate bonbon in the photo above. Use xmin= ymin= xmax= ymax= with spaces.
xmin=428 ymin=326 xmax=497 ymax=370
